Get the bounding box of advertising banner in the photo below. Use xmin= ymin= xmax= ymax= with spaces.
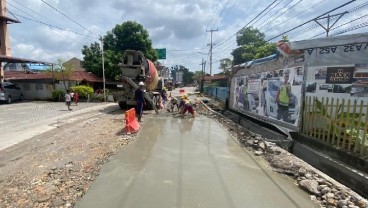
xmin=306 ymin=64 xmax=368 ymax=98
xmin=232 ymin=66 xmax=303 ymax=127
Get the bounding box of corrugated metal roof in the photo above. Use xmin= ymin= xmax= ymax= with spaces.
xmin=0 ymin=15 xmax=20 ymax=23
xmin=203 ymin=75 xmax=228 ymax=81
xmin=0 ymin=55 xmax=53 ymax=65
xmin=4 ymin=70 xmax=103 ymax=82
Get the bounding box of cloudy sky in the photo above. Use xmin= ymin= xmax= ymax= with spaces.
xmin=6 ymin=0 xmax=368 ymax=74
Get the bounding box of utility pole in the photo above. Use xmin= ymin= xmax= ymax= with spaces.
xmin=100 ymin=36 xmax=106 ymax=102
xmin=200 ymin=58 xmax=206 ymax=93
xmin=314 ymin=12 xmax=348 ymax=37
xmin=206 ymin=29 xmax=218 ymax=83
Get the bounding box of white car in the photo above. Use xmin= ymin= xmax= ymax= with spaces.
xmin=0 ymin=82 xmax=23 ymax=104
xmin=263 ymin=78 xmax=298 ymax=124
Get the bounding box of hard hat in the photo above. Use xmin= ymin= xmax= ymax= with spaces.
xmin=138 ymin=81 xmax=144 ymax=86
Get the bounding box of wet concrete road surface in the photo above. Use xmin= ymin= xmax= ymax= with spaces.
xmin=76 ymin=115 xmax=317 ymax=208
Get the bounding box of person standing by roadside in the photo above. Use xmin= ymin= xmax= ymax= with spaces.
xmin=65 ymin=90 xmax=72 ymax=111
xmin=135 ymin=82 xmax=146 ymax=122
xmin=74 ymin=92 xmax=79 ymax=106
xmin=70 ymin=91 xmax=75 ymax=103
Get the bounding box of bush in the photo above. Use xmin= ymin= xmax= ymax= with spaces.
xmin=71 ymin=85 xmax=94 ymax=99
xmin=89 ymin=93 xmax=104 ymax=102
xmin=51 ymin=90 xmax=65 ymax=101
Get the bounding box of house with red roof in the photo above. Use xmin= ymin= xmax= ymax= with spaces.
xmin=3 ymin=58 xmax=103 ymax=100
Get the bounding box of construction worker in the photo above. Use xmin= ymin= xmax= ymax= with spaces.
xmin=167 ymin=96 xmax=179 ymax=113
xmin=135 ymin=81 xmax=145 ymax=122
xmin=276 ymin=70 xmax=292 ymax=122
xmin=178 ymin=94 xmax=186 ymax=114
xmin=180 ymin=94 xmax=195 ymax=118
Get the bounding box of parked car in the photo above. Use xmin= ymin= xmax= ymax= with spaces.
xmin=0 ymin=81 xmax=23 ymax=104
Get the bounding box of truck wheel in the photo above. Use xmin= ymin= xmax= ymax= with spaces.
xmin=144 ymin=100 xmax=154 ymax=110
xmin=119 ymin=101 xmax=127 ymax=110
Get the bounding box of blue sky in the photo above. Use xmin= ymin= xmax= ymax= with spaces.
xmin=6 ymin=0 xmax=368 ymax=74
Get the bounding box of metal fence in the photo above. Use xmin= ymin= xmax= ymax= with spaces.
xmin=205 ymin=87 xmax=229 ymax=101
xmin=303 ymin=96 xmax=368 ymax=156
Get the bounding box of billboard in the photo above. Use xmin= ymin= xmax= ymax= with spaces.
xmin=232 ymin=66 xmax=303 ymax=127
xmin=306 ymin=64 xmax=368 ymax=98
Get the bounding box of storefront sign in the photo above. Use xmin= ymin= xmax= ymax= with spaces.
xmin=326 ymin=67 xmax=354 ymax=84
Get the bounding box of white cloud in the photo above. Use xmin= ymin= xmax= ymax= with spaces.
xmin=6 ymin=0 xmax=368 ymax=74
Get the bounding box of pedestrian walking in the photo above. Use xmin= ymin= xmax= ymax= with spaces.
xmin=135 ymin=82 xmax=146 ymax=122
xmin=65 ymin=90 xmax=72 ymax=111
xmin=74 ymin=92 xmax=79 ymax=106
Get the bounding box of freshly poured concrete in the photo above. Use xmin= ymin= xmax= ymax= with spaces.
xmin=76 ymin=115 xmax=317 ymax=208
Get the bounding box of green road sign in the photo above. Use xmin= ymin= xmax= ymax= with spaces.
xmin=155 ymin=48 xmax=166 ymax=59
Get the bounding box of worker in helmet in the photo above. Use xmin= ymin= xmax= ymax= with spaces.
xmin=135 ymin=81 xmax=146 ymax=122
xmin=180 ymin=94 xmax=195 ymax=118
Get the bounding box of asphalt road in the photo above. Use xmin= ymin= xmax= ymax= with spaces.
xmin=0 ymin=101 xmax=117 ymax=151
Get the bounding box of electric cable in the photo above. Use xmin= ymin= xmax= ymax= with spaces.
xmin=8 ymin=0 xmax=67 ymax=29
xmin=309 ymin=13 xmax=368 ymax=39
xmin=40 ymin=0 xmax=96 ymax=37
xmin=264 ymin=0 xmax=328 ymax=33
xmin=288 ymin=1 xmax=368 ymax=39
xmin=251 ymin=0 xmax=286 ymax=28
xmin=212 ymin=0 xmax=278 ymax=50
xmin=266 ymin=0 xmax=356 ymax=41
xmin=332 ymin=20 xmax=368 ymax=36
xmin=258 ymin=0 xmax=302 ymax=30
xmin=10 ymin=12 xmax=98 ymax=39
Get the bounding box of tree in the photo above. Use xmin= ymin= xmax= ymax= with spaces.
xmin=48 ymin=58 xmax=74 ymax=91
xmin=170 ymin=65 xmax=194 ymax=86
xmin=231 ymin=27 xmax=276 ymax=65
xmin=192 ymin=71 xmax=204 ymax=83
xmin=219 ymin=58 xmax=232 ymax=76
xmin=236 ymin=26 xmax=266 ymax=47
xmin=81 ymin=21 xmax=157 ymax=80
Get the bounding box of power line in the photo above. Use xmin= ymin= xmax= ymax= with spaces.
xmin=263 ymin=0 xmax=329 ymax=33
xmin=11 ymin=12 xmax=98 ymax=39
xmin=40 ymin=0 xmax=96 ymax=37
xmin=206 ymin=0 xmax=222 ymax=30
xmin=266 ymin=0 xmax=356 ymax=41
xmin=258 ymin=0 xmax=302 ymax=30
xmin=286 ymin=1 xmax=368 ymax=39
xmin=211 ymin=0 xmax=232 ymax=28
xmin=251 ymin=0 xmax=286 ymax=28
xmin=332 ymin=20 xmax=368 ymax=36
xmin=9 ymin=0 xmax=65 ymax=29
xmin=310 ymin=13 xmax=368 ymax=39
xmin=202 ymin=0 xmax=223 ymax=49
xmin=218 ymin=0 xmax=238 ymax=26
xmin=212 ymin=0 xmax=279 ymax=51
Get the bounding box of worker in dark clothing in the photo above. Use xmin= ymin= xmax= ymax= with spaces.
xmin=135 ymin=81 xmax=146 ymax=122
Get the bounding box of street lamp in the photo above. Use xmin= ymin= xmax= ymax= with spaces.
xmin=100 ymin=36 xmax=106 ymax=102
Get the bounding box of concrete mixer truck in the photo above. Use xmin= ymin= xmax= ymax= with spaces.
xmin=116 ymin=50 xmax=160 ymax=112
